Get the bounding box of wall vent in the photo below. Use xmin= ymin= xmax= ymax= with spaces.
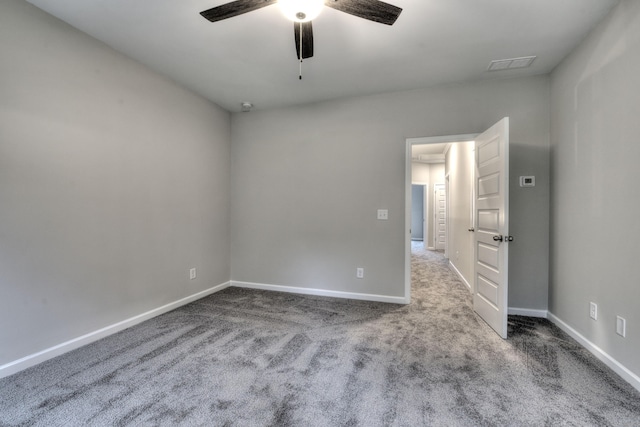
xmin=488 ymin=56 xmax=536 ymax=71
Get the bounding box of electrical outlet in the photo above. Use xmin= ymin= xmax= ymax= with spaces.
xmin=589 ymin=302 xmax=597 ymax=320
xmin=356 ymin=268 xmax=364 ymax=279
xmin=189 ymin=268 xmax=197 ymax=280
xmin=377 ymin=209 xmax=388 ymax=220
xmin=616 ymin=316 xmax=626 ymax=337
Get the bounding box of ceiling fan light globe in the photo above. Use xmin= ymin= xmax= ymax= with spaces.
xmin=278 ymin=0 xmax=324 ymax=22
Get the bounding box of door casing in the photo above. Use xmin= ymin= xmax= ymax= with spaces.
xmin=405 ymin=123 xmax=508 ymax=341
xmin=404 ymin=134 xmax=478 ymax=303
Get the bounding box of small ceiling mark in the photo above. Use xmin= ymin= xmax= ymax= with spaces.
xmin=488 ymin=56 xmax=536 ymax=71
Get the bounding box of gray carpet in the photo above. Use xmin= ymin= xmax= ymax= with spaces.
xmin=1 ymin=243 xmax=639 ymax=426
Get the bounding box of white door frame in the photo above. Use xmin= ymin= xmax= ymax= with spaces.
xmin=404 ymin=134 xmax=478 ymax=303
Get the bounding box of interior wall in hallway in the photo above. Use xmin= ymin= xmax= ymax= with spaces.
xmin=429 ymin=164 xmax=445 ymax=249
xmin=445 ymin=142 xmax=474 ymax=286
xmin=411 ymin=162 xmax=442 ymax=247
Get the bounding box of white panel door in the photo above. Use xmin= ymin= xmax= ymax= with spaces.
xmin=434 ymin=184 xmax=446 ymax=250
xmin=474 ymin=118 xmax=509 ymax=339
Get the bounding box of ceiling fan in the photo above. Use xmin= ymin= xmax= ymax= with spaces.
xmin=200 ymin=0 xmax=402 ymax=66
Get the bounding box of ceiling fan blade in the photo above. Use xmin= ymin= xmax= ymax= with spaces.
xmin=325 ymin=0 xmax=402 ymax=25
xmin=200 ymin=0 xmax=278 ymax=22
xmin=294 ymin=21 xmax=314 ymax=59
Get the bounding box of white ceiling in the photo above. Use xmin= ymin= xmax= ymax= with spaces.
xmin=27 ymin=0 xmax=619 ymax=112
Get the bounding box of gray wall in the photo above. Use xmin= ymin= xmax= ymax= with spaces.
xmin=231 ymin=76 xmax=550 ymax=306
xmin=0 ymin=1 xmax=231 ymax=365
xmin=550 ymin=0 xmax=640 ymax=376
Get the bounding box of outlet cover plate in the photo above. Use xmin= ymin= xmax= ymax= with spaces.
xmin=616 ymin=316 xmax=626 ymax=337
xmin=589 ymin=302 xmax=597 ymax=320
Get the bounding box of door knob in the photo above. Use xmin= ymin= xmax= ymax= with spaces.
xmin=493 ymin=235 xmax=503 ymax=242
xmin=468 ymin=228 xmax=475 ymax=232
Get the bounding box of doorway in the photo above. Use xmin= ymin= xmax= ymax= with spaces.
xmin=404 ymin=119 xmax=510 ymax=339
xmin=411 ymin=184 xmax=426 ymax=242
xmin=404 ymin=133 xmax=478 ymax=304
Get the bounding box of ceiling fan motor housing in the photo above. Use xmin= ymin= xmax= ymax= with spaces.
xmin=200 ymin=0 xmax=403 ymax=60
xmin=279 ymin=0 xmax=324 ymax=22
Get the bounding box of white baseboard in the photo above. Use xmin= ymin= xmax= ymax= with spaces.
xmin=448 ymin=261 xmax=472 ymax=291
xmin=508 ymin=308 xmax=548 ymax=318
xmin=231 ymin=281 xmax=408 ymax=304
xmin=427 ymin=246 xmax=436 ymax=251
xmin=0 ymin=281 xmax=230 ymax=379
xmin=548 ymin=312 xmax=640 ymax=393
